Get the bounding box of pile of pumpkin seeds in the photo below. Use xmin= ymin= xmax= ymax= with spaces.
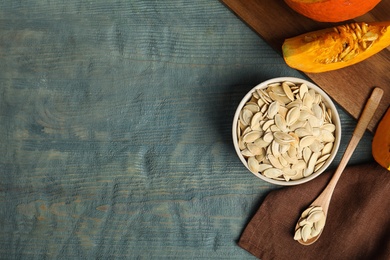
xmin=294 ymin=206 xmax=326 ymax=242
xmin=236 ymin=81 xmax=336 ymax=181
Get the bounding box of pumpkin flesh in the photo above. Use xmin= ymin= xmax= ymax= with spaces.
xmin=372 ymin=107 xmax=390 ymax=171
xmin=284 ymin=0 xmax=382 ymax=22
xmin=282 ymin=21 xmax=390 ymax=73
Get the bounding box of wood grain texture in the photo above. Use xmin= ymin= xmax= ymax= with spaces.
xmin=0 ymin=0 xmax=375 ymax=259
xmin=220 ymin=0 xmax=390 ymax=132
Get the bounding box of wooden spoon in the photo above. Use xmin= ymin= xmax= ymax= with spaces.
xmin=294 ymin=87 xmax=384 ymax=245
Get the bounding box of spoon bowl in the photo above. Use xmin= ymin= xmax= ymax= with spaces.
xmin=294 ymin=87 xmax=383 ymax=245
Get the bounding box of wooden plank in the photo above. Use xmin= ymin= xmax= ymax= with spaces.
xmin=220 ymin=0 xmax=390 ymax=131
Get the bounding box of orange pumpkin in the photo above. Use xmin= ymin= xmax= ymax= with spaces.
xmin=372 ymin=107 xmax=390 ymax=171
xmin=282 ymin=21 xmax=390 ymax=73
xmin=284 ymin=0 xmax=382 ymax=22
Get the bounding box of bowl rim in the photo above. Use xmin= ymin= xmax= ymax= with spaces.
xmin=232 ymin=77 xmax=341 ymax=186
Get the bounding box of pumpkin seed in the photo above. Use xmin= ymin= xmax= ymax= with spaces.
xmin=250 ymin=112 xmax=264 ymax=130
xmin=300 ymin=136 xmax=316 ymax=148
xmin=279 ymin=156 xmax=290 ymax=168
xmin=309 ymin=139 xmax=324 ymax=153
xmin=247 ymin=143 xmax=264 ymax=156
xmin=262 ymin=119 xmax=275 ymax=131
xmin=267 ymin=154 xmax=284 ymax=169
xmin=258 ymin=163 xmax=273 ymax=172
xmin=274 ymin=114 xmax=287 ymax=132
xmin=320 ymin=129 xmax=335 ymax=142
xmin=286 ymin=107 xmax=300 ymax=126
xmin=314 ymin=161 xmax=326 ymax=172
xmin=240 ymin=108 xmax=253 ymax=126
xmin=316 ymin=154 xmax=331 ymax=164
xmin=292 ymin=160 xmax=306 ymax=171
xmin=322 ymin=142 xmax=333 ymax=155
xmin=238 ymin=137 xmax=246 ymax=150
xmin=242 ymin=130 xmax=263 ymax=143
xmin=254 ymin=138 xmax=271 ymax=148
xmin=322 ymin=123 xmax=336 ymax=132
xmin=299 ymin=83 xmax=308 ymax=99
xmin=274 ymin=132 xmax=295 ymax=145
xmin=248 ymin=156 xmax=260 ymax=173
xmin=244 ymin=102 xmax=260 ymax=113
xmin=283 ymin=82 xmax=295 ymax=101
xmin=303 ymin=92 xmax=314 ymax=109
xmin=304 ymin=152 xmax=319 ymax=177
xmin=241 ymin=149 xmax=254 ymax=157
xmin=263 ymin=132 xmax=274 ymax=143
xmin=307 ymin=210 xmax=325 ymax=223
xmin=301 ymin=225 xmax=311 ymax=242
xmin=255 ymin=148 xmax=266 ymax=162
xmin=267 ymin=101 xmax=279 ymax=119
xmin=271 ymin=140 xmax=281 ymax=158
xmin=263 ymin=167 xmax=283 ymax=178
xmin=303 ymin=147 xmax=312 ymax=163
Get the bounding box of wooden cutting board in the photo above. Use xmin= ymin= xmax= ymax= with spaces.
xmin=221 ymin=0 xmax=390 ymax=132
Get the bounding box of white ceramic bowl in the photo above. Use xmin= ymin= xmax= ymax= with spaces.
xmin=232 ymin=77 xmax=341 ymax=186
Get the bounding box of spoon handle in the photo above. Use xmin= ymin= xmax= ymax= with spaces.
xmin=316 ymin=87 xmax=383 ymax=211
xmin=335 ymin=87 xmax=383 ymax=175
xmin=351 ymin=87 xmax=384 ymax=139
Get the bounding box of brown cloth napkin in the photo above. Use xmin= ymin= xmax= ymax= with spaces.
xmin=238 ymin=163 xmax=390 ymax=260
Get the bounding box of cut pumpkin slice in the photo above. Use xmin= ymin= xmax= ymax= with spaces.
xmin=372 ymin=107 xmax=390 ymax=171
xmin=282 ymin=21 xmax=390 ymax=73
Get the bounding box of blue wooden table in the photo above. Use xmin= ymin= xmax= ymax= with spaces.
xmin=0 ymin=1 xmax=374 ymax=259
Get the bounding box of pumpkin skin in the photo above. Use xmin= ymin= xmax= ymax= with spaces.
xmin=284 ymin=0 xmax=382 ymax=22
xmin=282 ymin=21 xmax=390 ymax=73
xmin=372 ymin=107 xmax=390 ymax=171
